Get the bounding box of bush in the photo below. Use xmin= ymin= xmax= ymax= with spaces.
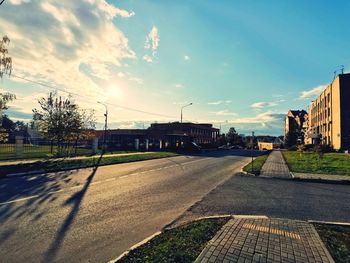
xmin=288 ymin=145 xmax=297 ymax=151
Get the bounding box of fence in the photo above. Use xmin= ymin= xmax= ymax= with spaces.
xmin=0 ymin=136 xmax=98 ymax=161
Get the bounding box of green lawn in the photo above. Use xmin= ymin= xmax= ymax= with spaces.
xmin=243 ymin=154 xmax=269 ymax=175
xmin=0 ymin=143 xmax=135 ymax=161
xmin=118 ymin=217 xmax=229 ymax=263
xmin=314 ymin=223 xmax=350 ymax=263
xmin=282 ymin=151 xmax=350 ymax=176
xmin=0 ymin=152 xmax=178 ymax=176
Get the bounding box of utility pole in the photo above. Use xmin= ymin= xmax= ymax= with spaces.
xmin=181 ymin=103 xmax=192 ymax=123
xmin=97 ymin=101 xmax=108 ymax=152
xmin=251 ymin=131 xmax=255 ymax=174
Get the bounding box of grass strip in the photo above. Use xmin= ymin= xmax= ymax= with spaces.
xmin=118 ymin=217 xmax=229 ymax=263
xmin=0 ymin=152 xmax=178 ymax=177
xmin=282 ymin=151 xmax=350 ymax=176
xmin=313 ymin=223 xmax=350 ymax=263
xmin=243 ymin=154 xmax=269 ymax=175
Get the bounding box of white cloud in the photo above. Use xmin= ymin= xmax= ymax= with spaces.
xmin=299 ymin=85 xmax=327 ymax=99
xmin=142 ymin=54 xmax=153 ymax=63
xmin=117 ymin=72 xmax=125 ymax=78
xmin=0 ymin=0 xmax=136 ymax=103
xmin=184 ymin=55 xmax=190 ymax=61
xmin=8 ymin=0 xmax=30 ymax=5
xmin=250 ymin=101 xmax=277 ymax=109
xmin=143 ymin=26 xmax=159 ymax=62
xmin=174 ymin=84 xmax=184 ymax=88
xmin=211 ymin=110 xmax=237 ymax=116
xmin=208 ymin=100 xmax=231 ymax=105
xmin=129 ymin=77 xmax=143 ymax=85
xmin=230 ymin=111 xmax=284 ymax=124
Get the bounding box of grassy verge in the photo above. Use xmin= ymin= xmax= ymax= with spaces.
xmin=282 ymin=151 xmax=350 ymax=176
xmin=313 ymin=223 xmax=350 ymax=263
xmin=243 ymin=154 xmax=269 ymax=175
xmin=0 ymin=152 xmax=178 ymax=177
xmin=118 ymin=217 xmax=229 ymax=263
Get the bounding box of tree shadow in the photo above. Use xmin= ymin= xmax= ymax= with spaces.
xmin=42 ymin=153 xmax=103 ymax=262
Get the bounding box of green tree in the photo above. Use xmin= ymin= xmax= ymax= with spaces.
xmin=226 ymin=127 xmax=238 ymax=145
xmin=33 ymin=92 xmax=95 ymax=154
xmin=0 ymin=35 xmax=16 ymax=142
xmin=285 ymin=131 xmax=297 ymax=147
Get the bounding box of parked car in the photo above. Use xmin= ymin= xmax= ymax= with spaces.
xmin=218 ymin=145 xmax=230 ymax=150
xmin=184 ymin=142 xmax=201 ymax=152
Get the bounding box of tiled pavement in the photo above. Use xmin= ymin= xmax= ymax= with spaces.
xmin=195 ymin=217 xmax=334 ymax=263
xmin=260 ymin=151 xmax=291 ymax=178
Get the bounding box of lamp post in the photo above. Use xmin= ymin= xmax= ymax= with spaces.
xmin=251 ymin=131 xmax=255 ymax=174
xmin=97 ymin=101 xmax=108 ymax=152
xmin=181 ymin=103 xmax=192 ymax=123
xmin=219 ymin=120 xmax=228 ymax=135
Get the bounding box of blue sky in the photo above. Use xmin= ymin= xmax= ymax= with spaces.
xmin=1 ymin=0 xmax=350 ymax=135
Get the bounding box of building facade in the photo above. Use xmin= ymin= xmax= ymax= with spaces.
xmin=284 ymin=110 xmax=308 ymax=145
xmin=96 ymin=122 xmax=219 ymax=150
xmin=307 ymin=73 xmax=350 ymax=150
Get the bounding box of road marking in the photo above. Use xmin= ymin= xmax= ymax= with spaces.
xmin=105 ymin=178 xmax=115 ymax=182
xmin=0 ymin=157 xmax=215 ymax=206
xmin=0 ymin=195 xmax=39 ymax=205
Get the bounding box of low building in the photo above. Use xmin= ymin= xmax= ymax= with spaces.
xmin=97 ymin=122 xmax=219 ymax=150
xmin=307 ymin=73 xmax=350 ymax=150
xmin=284 ymin=110 xmax=308 ymax=145
xmin=258 ymin=142 xmax=273 ymax=151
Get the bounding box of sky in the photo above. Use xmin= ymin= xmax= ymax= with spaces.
xmin=0 ymin=0 xmax=350 ymax=136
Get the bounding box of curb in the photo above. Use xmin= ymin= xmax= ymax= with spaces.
xmin=112 ymin=215 xmax=235 ymax=262
xmin=291 ymin=177 xmax=350 ymax=185
xmin=108 ymin=231 xmax=162 ymax=263
xmin=308 ymin=220 xmax=350 ymax=226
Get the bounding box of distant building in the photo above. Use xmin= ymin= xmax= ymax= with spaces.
xmin=284 ymin=110 xmax=308 ymax=145
xmin=257 ymin=137 xmax=283 ymax=151
xmin=307 ymin=73 xmax=350 ymax=150
xmin=96 ymin=122 xmax=219 ymax=150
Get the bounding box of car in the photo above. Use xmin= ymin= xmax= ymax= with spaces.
xmin=184 ymin=142 xmax=201 ymax=152
xmin=218 ymin=145 xmax=230 ymax=150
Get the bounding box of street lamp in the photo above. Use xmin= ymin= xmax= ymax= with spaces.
xmin=97 ymin=101 xmax=108 ymax=152
xmin=181 ymin=103 xmax=192 ymax=123
xmin=219 ymin=120 xmax=228 ymax=135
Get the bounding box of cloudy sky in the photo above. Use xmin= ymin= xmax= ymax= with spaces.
xmin=1 ymin=0 xmax=350 ymax=135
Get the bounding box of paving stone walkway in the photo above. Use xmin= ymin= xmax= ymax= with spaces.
xmin=195 ymin=217 xmax=334 ymax=263
xmin=260 ymin=151 xmax=291 ymax=178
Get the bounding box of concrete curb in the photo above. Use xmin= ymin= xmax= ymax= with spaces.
xmin=110 ymin=215 xmax=345 ymax=263
xmin=308 ymin=220 xmax=350 ymax=226
xmin=292 ymin=177 xmax=350 ymax=185
xmin=309 ymin=222 xmax=336 ymax=263
xmin=111 ymin=215 xmax=235 ymax=262
xmin=108 ymin=231 xmax=162 ymax=263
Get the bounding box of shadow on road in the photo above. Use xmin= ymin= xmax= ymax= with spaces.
xmin=42 ymin=153 xmax=103 ymax=262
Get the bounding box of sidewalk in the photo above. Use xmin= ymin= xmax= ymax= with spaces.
xmin=0 ymin=151 xmax=155 ymax=166
xmin=195 ymin=217 xmax=334 ymax=263
xmin=260 ymin=151 xmax=291 ymax=178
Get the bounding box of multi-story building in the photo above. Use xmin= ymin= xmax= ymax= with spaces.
xmin=307 ymin=73 xmax=350 ymax=150
xmin=284 ymin=110 xmax=308 ymax=145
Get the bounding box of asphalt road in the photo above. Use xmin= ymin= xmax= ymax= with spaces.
xmin=178 ymin=174 xmax=350 ymax=225
xmin=0 ymin=150 xmax=254 ymax=263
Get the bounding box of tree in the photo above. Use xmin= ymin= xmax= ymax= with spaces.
xmin=0 ymin=35 xmax=12 ymax=79
xmin=0 ymin=35 xmax=16 ymax=141
xmin=285 ymin=131 xmax=297 ymax=147
xmin=33 ymin=92 xmax=95 ymax=154
xmin=226 ymin=127 xmax=238 ymax=145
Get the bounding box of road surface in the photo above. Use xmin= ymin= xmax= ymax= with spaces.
xmin=0 ymin=150 xmax=253 ymax=263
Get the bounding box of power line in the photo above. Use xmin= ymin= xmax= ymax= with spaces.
xmin=10 ymin=74 xmax=177 ymax=119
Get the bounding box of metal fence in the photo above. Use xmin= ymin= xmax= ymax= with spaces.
xmin=0 ymin=137 xmax=97 ymax=161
